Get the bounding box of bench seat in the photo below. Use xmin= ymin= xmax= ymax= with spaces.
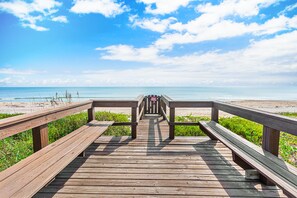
xmin=0 ymin=120 xmax=113 ymax=198
xmin=199 ymin=121 xmax=297 ymax=198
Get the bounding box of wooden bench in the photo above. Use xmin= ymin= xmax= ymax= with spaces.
xmin=199 ymin=121 xmax=297 ymax=198
xmin=0 ymin=120 xmax=113 ymax=198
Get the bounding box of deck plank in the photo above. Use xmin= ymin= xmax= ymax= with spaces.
xmin=35 ymin=116 xmax=286 ymax=197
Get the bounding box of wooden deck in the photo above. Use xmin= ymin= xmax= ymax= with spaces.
xmin=35 ymin=115 xmax=286 ymax=197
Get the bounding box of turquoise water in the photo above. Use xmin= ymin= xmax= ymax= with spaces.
xmin=0 ymin=86 xmax=297 ymax=102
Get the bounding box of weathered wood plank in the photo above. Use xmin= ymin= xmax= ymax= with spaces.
xmin=56 ymin=172 xmax=253 ymax=181
xmin=0 ymin=101 xmax=92 ymax=140
xmin=262 ymin=126 xmax=280 ymax=156
xmin=61 ymin=167 xmax=244 ymax=175
xmin=211 ymin=107 xmax=219 ymax=123
xmin=92 ymin=100 xmax=138 ymax=108
xmin=37 ymin=186 xmax=285 ymax=197
xmin=48 ymin=178 xmax=280 ymax=190
xmin=0 ymin=121 xmax=113 ymax=198
xmin=170 ymin=101 xmax=213 ymax=108
xmin=87 ymin=107 xmax=95 ymax=122
xmin=67 ymin=162 xmax=238 ymax=169
xmin=214 ymin=101 xmax=297 ymax=136
xmin=169 ymin=107 xmax=175 ymax=139
xmin=199 ymin=121 xmax=297 ymax=198
xmin=131 ymin=107 xmax=137 ymax=139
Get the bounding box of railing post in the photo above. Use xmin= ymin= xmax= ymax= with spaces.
xmin=88 ymin=107 xmax=95 ymax=122
xmin=163 ymin=101 xmax=167 ymax=114
xmin=260 ymin=126 xmax=280 ymax=185
xmin=262 ymin=126 xmax=280 ymax=156
xmin=169 ymin=107 xmax=175 ymax=139
xmin=158 ymin=96 xmax=161 ymax=114
xmin=131 ymin=107 xmax=137 ymax=139
xmin=32 ymin=124 xmax=49 ymax=152
xmin=141 ymin=100 xmax=145 ymax=120
xmin=211 ymin=107 xmax=219 ymax=123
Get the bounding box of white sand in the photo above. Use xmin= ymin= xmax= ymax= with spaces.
xmin=1 ymin=100 xmax=297 ymax=116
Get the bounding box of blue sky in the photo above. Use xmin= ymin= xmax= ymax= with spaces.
xmin=0 ymin=0 xmax=297 ymax=87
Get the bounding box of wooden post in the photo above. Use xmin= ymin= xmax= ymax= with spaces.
xmin=262 ymin=126 xmax=280 ymax=156
xmin=163 ymin=102 xmax=167 ymax=114
xmin=88 ymin=107 xmax=95 ymax=122
xmin=211 ymin=107 xmax=219 ymax=123
xmin=131 ymin=107 xmax=137 ymax=139
xmin=158 ymin=96 xmax=161 ymax=115
xmin=232 ymin=151 xmax=252 ymax=170
xmin=169 ymin=107 xmax=175 ymax=139
xmin=260 ymin=126 xmax=280 ymax=185
xmin=32 ymin=124 xmax=49 ymax=152
xmin=140 ymin=101 xmax=144 ymax=120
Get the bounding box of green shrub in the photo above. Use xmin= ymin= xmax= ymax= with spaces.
xmin=1 ymin=112 xmax=296 ymax=170
xmin=0 ymin=111 xmax=130 ymax=171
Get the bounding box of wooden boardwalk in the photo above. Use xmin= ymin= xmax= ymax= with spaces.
xmin=35 ymin=115 xmax=285 ymax=197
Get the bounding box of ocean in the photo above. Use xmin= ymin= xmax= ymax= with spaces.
xmin=0 ymin=86 xmax=297 ymax=102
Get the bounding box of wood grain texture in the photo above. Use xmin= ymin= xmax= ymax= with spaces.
xmin=211 ymin=107 xmax=219 ymax=123
xmin=262 ymin=126 xmax=280 ymax=156
xmin=131 ymin=107 xmax=137 ymax=139
xmin=214 ymin=101 xmax=297 ymax=136
xmin=34 ymin=116 xmax=286 ymax=198
xmin=199 ymin=121 xmax=296 ymax=198
xmin=0 ymin=101 xmax=92 ymax=140
xmin=87 ymin=107 xmax=95 ymax=122
xmin=0 ymin=121 xmax=113 ymax=198
xmin=169 ymin=107 xmax=175 ymax=139
xmin=32 ymin=124 xmax=49 ymax=152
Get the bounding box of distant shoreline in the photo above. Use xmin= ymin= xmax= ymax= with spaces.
xmin=1 ymin=100 xmax=297 ymax=116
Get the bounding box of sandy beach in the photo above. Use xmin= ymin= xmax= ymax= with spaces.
xmin=1 ymin=100 xmax=297 ymax=116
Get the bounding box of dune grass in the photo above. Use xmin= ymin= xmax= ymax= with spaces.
xmin=175 ymin=113 xmax=297 ymax=167
xmin=0 ymin=112 xmax=130 ymax=171
xmin=0 ymin=112 xmax=296 ymax=171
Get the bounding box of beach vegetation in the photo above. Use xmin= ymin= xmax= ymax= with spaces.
xmin=0 ymin=112 xmax=296 ymax=171
xmin=0 ymin=112 xmax=129 ymax=171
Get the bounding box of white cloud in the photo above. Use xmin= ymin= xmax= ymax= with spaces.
xmin=96 ymin=45 xmax=164 ymax=63
xmin=3 ymin=28 xmax=297 ymax=88
xmin=127 ymin=0 xmax=293 ymax=50
xmin=22 ymin=23 xmax=49 ymax=31
xmin=156 ymin=12 xmax=297 ymax=49
xmin=52 ymin=15 xmax=68 ymax=23
xmin=70 ymin=0 xmax=128 ymax=17
xmin=129 ymin=15 xmax=176 ymax=33
xmin=196 ymin=0 xmax=276 ymax=19
xmin=0 ymin=68 xmax=41 ymax=75
xmin=95 ymin=31 xmax=297 ymax=86
xmin=279 ymin=2 xmax=297 ymax=15
xmin=137 ymin=0 xmax=192 ymax=15
xmin=0 ymin=0 xmax=62 ymax=31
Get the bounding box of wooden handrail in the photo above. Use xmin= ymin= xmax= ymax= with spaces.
xmin=159 ymin=96 xmax=297 ymax=159
xmin=0 ymin=96 xmax=146 ymax=150
xmin=213 ymin=101 xmax=297 ymax=136
xmin=1 ymin=95 xmax=297 ymax=155
xmin=0 ymin=101 xmax=93 ymax=140
xmin=0 ymin=101 xmax=92 ymax=128
xmin=93 ymin=100 xmax=138 ymax=107
xmin=135 ymin=95 xmax=145 ymax=107
xmin=169 ymin=101 xmax=213 ymax=108
xmin=160 ymin=95 xmax=172 ymax=106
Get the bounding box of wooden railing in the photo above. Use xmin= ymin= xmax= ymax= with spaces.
xmin=0 ymin=95 xmax=144 ymax=152
xmin=92 ymin=95 xmax=145 ymax=139
xmin=160 ymin=95 xmax=297 ymax=157
xmin=1 ymin=94 xmax=296 ymax=158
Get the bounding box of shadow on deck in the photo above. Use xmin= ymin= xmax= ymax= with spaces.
xmin=35 ymin=116 xmax=285 ymax=197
